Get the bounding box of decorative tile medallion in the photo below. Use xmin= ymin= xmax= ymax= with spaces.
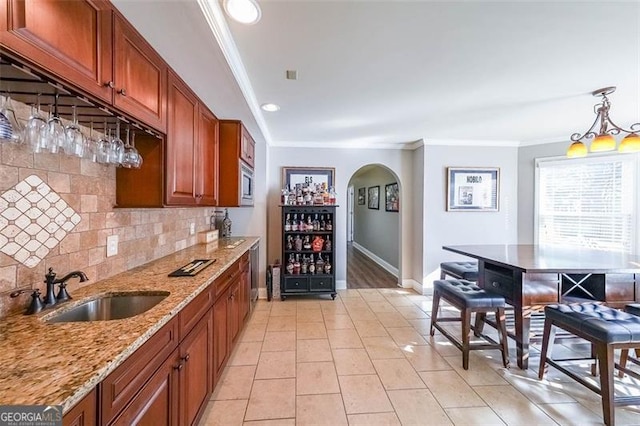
xmin=0 ymin=175 xmax=81 ymax=267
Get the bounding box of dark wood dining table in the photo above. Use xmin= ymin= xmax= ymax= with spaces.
xmin=443 ymin=244 xmax=640 ymax=369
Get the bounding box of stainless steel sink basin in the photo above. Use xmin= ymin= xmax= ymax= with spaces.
xmin=46 ymin=292 xmax=170 ymax=323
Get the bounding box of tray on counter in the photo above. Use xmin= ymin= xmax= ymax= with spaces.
xmin=168 ymin=259 xmax=216 ymax=277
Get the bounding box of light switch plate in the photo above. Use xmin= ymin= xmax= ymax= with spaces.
xmin=189 ymin=223 xmax=195 ymax=235
xmin=106 ymin=235 xmax=118 ymax=257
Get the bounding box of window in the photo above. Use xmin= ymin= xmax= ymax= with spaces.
xmin=535 ymin=154 xmax=639 ymax=253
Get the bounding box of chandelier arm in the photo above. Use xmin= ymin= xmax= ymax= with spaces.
xmin=605 ymin=116 xmax=640 ymax=135
xmin=571 ymin=112 xmax=603 ymax=142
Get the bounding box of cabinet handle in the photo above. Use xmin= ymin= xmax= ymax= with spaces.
xmin=492 ymin=281 xmax=499 ymax=288
xmin=104 ymin=81 xmax=114 ymax=88
xmin=173 ymin=362 xmax=183 ymax=371
xmin=118 ymin=88 xmax=127 ymax=96
xmin=181 ymin=354 xmax=190 ymax=362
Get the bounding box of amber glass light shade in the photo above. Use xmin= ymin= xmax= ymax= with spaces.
xmin=590 ymin=134 xmax=616 ymax=152
xmin=618 ymin=133 xmax=640 ymax=153
xmin=566 ymin=141 xmax=588 ymax=158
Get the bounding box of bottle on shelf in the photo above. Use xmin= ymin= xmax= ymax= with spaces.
xmin=315 ymin=254 xmax=325 ymax=275
xmin=329 ymin=187 xmax=337 ymax=205
xmin=313 ymin=214 xmax=319 ymax=231
xmin=301 ymin=256 xmax=308 ymax=274
xmin=281 ymin=187 xmax=289 ymax=205
xmin=306 ymin=215 xmax=313 ymax=231
xmin=294 ymin=234 xmax=303 ymax=251
xmin=324 ymin=235 xmax=332 ymax=251
xmin=303 ymin=235 xmax=311 ymax=250
xmin=324 ymin=258 xmax=332 ymax=274
xmin=326 ymin=217 xmax=333 ymax=231
xmin=286 ymin=235 xmax=294 ymax=250
xmin=293 ymin=254 xmax=301 ymax=275
xmin=284 ymin=214 xmax=291 ymax=231
xmin=291 ymin=214 xmax=298 ymax=231
xmin=299 ymin=214 xmax=305 ymax=231
xmin=308 ymin=254 xmax=316 ymax=275
xmin=320 ymin=214 xmax=326 ymax=231
xmin=286 ymin=254 xmax=294 ymax=275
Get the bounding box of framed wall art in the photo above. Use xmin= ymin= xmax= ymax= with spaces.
xmin=282 ymin=167 xmax=335 ymax=189
xmin=447 ymin=167 xmax=499 ymax=211
xmin=357 ymin=187 xmax=366 ymax=205
xmin=368 ymin=186 xmax=380 ymax=210
xmin=385 ymin=182 xmax=399 ymax=212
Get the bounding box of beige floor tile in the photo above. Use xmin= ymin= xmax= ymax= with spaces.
xmin=240 ymin=323 xmax=267 ymax=342
xmin=372 ymin=358 xmax=426 ymax=390
xmin=296 ymin=309 xmax=324 ymax=323
xmin=266 ymin=315 xmax=297 ymax=332
xmin=346 ymin=308 xmax=377 ymax=321
xmin=367 ymin=302 xmax=398 ymax=313
xmin=386 ymin=327 xmax=428 ymax=347
xmin=387 ymin=389 xmax=453 ymax=425
xmin=428 ymin=334 xmax=469 ymax=357
xmin=338 ymin=289 xmax=363 ymax=299
xmin=212 ymin=365 xmax=256 ymax=400
xmin=332 ymin=348 xmax=376 ymax=376
xmin=297 ymin=322 xmax=328 ymax=339
xmin=243 ymin=420 xmax=295 ymax=426
xmin=419 ymin=371 xmax=485 ymax=408
xmin=338 ymin=374 xmax=393 ymax=414
xmin=270 ymin=303 xmax=298 ymax=317
xmin=296 ymin=300 xmax=322 ymax=310
xmin=401 ymin=344 xmax=452 ymax=372
xmin=296 ymin=394 xmax=348 ymax=426
xmin=228 ymin=342 xmax=263 ymax=366
xmin=296 ymin=361 xmax=340 ymax=395
xmin=253 ymin=300 xmax=272 ymax=311
xmin=248 ymin=310 xmax=270 ymax=325
xmin=324 ymin=314 xmax=355 ymax=330
xmin=497 ymin=368 xmax=576 ymax=404
xmin=408 ymin=319 xmax=433 ymax=335
xmin=362 ymin=336 xmax=405 ymax=360
xmin=444 ymin=355 xmax=509 ymax=386
xmin=261 ymin=331 xmax=297 ymax=352
xmin=327 ymin=328 xmax=363 ymax=349
xmin=473 ymin=385 xmax=557 ymax=425
xmin=444 ymin=407 xmax=506 ymax=426
xmin=375 ymin=311 xmax=411 ymax=328
xmin=537 ymin=402 xmax=606 ymax=425
xmin=244 ymin=378 xmax=296 ymax=421
xmin=346 ymin=412 xmax=401 ymax=425
xmin=199 ymin=399 xmax=247 ymax=426
xmin=353 ymin=320 xmax=389 ymax=338
xmin=297 ymin=339 xmax=333 ymax=362
xmin=255 ymin=351 xmax=296 ymax=379
xmin=395 ymin=305 xmax=429 ymax=319
xmin=385 ymin=296 xmax=415 ymax=307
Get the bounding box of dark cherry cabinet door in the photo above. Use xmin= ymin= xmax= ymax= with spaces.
xmin=240 ymin=127 xmax=255 ymax=169
xmin=1 ymin=0 xmax=113 ymax=103
xmin=212 ymin=295 xmax=229 ymax=384
xmin=166 ymin=71 xmax=198 ymax=206
xmin=228 ymin=281 xmax=241 ymax=346
xmin=113 ymin=14 xmax=166 ymax=132
xmin=197 ymin=105 xmax=219 ymax=206
xmin=179 ymin=310 xmax=212 ymax=426
xmin=63 ymin=388 xmax=96 ymax=426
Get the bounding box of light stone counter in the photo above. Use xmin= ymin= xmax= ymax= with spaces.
xmin=0 ymin=237 xmax=259 ymax=413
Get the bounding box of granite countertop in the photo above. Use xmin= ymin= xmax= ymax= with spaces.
xmin=0 ymin=237 xmax=259 ymax=412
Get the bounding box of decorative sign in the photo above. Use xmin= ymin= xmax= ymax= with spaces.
xmin=282 ymin=167 xmax=334 ymax=189
xmin=447 ymin=167 xmax=499 ymax=211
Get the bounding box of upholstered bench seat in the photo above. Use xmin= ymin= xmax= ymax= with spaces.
xmin=440 ymin=261 xmax=478 ymax=281
xmin=430 ymin=279 xmax=509 ymax=370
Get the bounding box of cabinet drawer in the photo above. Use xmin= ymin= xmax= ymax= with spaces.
xmin=283 ymin=276 xmax=309 ymax=292
xmin=214 ymin=260 xmax=241 ymax=299
xmin=101 ymin=316 xmax=179 ymax=425
xmin=179 ymin=287 xmax=213 ymax=340
xmin=310 ymin=276 xmax=333 ymax=292
xmin=484 ymin=269 xmax=514 ymax=300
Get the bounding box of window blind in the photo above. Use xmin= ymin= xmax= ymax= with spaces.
xmin=536 ymin=155 xmax=638 ymax=253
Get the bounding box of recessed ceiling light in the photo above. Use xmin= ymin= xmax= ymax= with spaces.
xmin=261 ymin=103 xmax=280 ymax=112
xmin=223 ymin=0 xmax=262 ymax=25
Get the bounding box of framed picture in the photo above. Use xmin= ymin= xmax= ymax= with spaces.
xmin=447 ymin=167 xmax=499 ymax=211
xmin=368 ymin=186 xmax=379 ymax=209
xmin=357 ymin=187 xmax=366 ymax=205
xmin=385 ymin=182 xmax=399 ymax=212
xmin=282 ymin=167 xmax=335 ymax=190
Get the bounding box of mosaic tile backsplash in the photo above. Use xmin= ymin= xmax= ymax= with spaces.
xmin=0 ymin=99 xmax=213 ymax=318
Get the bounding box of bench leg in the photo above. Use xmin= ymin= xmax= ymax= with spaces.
xmin=462 ymin=308 xmax=471 ymax=370
xmin=495 ymin=307 xmax=509 ymax=368
xmin=430 ymin=289 xmax=441 ymax=336
xmin=538 ymin=318 xmax=556 ymax=380
xmin=474 ymin=312 xmax=486 ymax=337
xmin=440 ymin=270 xmax=446 ymax=280
xmin=596 ymin=343 xmax=615 ymax=426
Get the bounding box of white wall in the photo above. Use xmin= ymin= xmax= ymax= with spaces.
xmin=422 ymin=145 xmax=519 ymax=286
xmin=268 ymin=147 xmax=416 ymax=288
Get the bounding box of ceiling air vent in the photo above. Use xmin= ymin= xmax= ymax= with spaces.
xmin=286 ymin=70 xmax=298 ymax=80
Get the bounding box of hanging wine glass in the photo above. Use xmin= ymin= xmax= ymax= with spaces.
xmin=127 ymin=128 xmax=143 ymax=169
xmin=0 ymin=94 xmax=23 ymax=144
xmin=64 ymin=105 xmax=84 ymax=157
xmin=46 ymin=101 xmax=65 ymax=154
xmin=108 ymin=119 xmax=124 ymax=165
xmin=24 ymin=94 xmax=48 ymax=153
xmin=83 ymin=121 xmax=98 ymax=162
xmin=121 ymin=125 xmax=134 ymax=168
xmin=95 ymin=119 xmax=111 ymax=164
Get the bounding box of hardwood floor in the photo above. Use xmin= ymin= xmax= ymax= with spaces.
xmin=347 ymin=242 xmax=398 ymax=288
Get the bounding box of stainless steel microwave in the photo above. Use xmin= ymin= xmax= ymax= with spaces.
xmin=240 ymin=162 xmax=254 ymax=206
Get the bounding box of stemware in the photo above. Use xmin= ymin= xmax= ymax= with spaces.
xmin=130 ymin=130 xmax=143 ymax=169
xmin=0 ymin=95 xmax=23 ymax=143
xmin=121 ymin=126 xmax=143 ymax=168
xmin=108 ymin=120 xmax=124 ymax=165
xmin=24 ymin=95 xmax=48 ymax=153
xmin=95 ymin=120 xmax=111 ymax=164
xmin=45 ymin=104 xmax=65 ymax=154
xmin=64 ymin=105 xmax=84 ymax=157
xmin=83 ymin=121 xmax=98 ymax=162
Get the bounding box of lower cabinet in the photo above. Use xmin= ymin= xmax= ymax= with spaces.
xmin=63 ymin=388 xmax=96 ymax=426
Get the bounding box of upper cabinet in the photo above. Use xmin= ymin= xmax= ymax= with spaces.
xmin=0 ymin=0 xmax=114 ymax=103
xmin=112 ymin=14 xmax=167 ymax=132
xmin=218 ymin=120 xmax=255 ymax=207
xmin=240 ymin=126 xmax=255 ymax=169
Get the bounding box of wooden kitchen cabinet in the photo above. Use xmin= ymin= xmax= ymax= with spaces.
xmin=218 ymin=120 xmax=255 ymax=207
xmin=0 ymin=0 xmax=114 ymax=103
xmin=212 ymin=291 xmax=229 ymax=383
xmin=63 ymin=388 xmax=97 ymax=426
xmin=166 ymin=71 xmax=219 ymax=206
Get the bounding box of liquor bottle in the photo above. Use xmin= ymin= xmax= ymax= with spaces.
xmin=301 ymin=256 xmax=308 ymax=274
xmin=306 ymin=215 xmax=313 ymax=231
xmin=286 ymin=254 xmax=294 ymax=275
xmin=286 ymin=235 xmax=294 ymax=251
xmin=281 ymin=187 xmax=289 ymax=205
xmin=324 ymin=235 xmax=332 ymax=251
xmin=303 ymin=186 xmax=312 ymax=205
xmin=294 ymin=234 xmax=303 ymax=251
xmin=324 ymin=258 xmax=332 ymax=274
xmin=293 ymin=255 xmax=301 ymax=275
xmin=291 ymin=214 xmax=298 ymax=231
xmin=303 ymin=235 xmax=311 ymax=250
xmin=315 ymin=254 xmax=325 ymax=274
xmin=296 ymin=185 xmax=303 ymax=205
xmin=313 ymin=214 xmax=320 ymax=231
xmin=284 ymin=214 xmax=291 ymax=232
xmin=329 ymin=187 xmax=337 ymax=205
xmin=308 ymin=254 xmax=316 ymax=275
xmin=320 ymin=215 xmax=326 ymax=231
xmin=322 ymin=183 xmax=329 ymax=205
xmin=299 ymin=214 xmax=305 ymax=231
xmin=326 ymin=217 xmax=333 ymax=231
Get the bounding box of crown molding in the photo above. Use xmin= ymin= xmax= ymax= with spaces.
xmin=422 ymin=138 xmax=521 ymax=147
xmin=269 ymin=140 xmax=421 ymax=150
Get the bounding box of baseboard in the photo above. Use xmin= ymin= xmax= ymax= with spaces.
xmin=403 ymin=278 xmax=422 ymax=293
xmin=258 ymin=287 xmax=268 ymax=300
xmin=336 ymin=279 xmax=347 ymax=290
xmin=352 ymin=242 xmax=399 ymax=278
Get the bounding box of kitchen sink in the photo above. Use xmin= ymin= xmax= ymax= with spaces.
xmin=46 ymin=292 xmax=170 ymax=323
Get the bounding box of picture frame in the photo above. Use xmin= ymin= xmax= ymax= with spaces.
xmin=357 ymin=187 xmax=366 ymax=205
xmin=282 ymin=167 xmax=335 ymax=190
xmin=385 ymin=182 xmax=399 ymax=212
xmin=368 ymin=186 xmax=380 ymax=210
xmin=447 ymin=167 xmax=499 ymax=211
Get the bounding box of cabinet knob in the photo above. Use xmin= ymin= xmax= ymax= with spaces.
xmin=104 ymin=81 xmax=115 ymax=88
xmin=118 ymin=88 xmax=127 ymax=96
xmin=492 ymin=281 xmax=499 ymax=288
xmin=173 ymin=362 xmax=183 ymax=371
xmin=181 ymin=354 xmax=190 ymax=362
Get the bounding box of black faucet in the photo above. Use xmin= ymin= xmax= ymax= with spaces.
xmin=43 ymin=268 xmax=89 ymax=307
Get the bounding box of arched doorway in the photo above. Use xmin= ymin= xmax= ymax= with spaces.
xmin=346 ymin=164 xmax=401 ymax=289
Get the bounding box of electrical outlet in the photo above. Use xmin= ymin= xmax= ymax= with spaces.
xmin=189 ymin=223 xmax=195 ymax=235
xmin=106 ymin=235 xmax=119 ymax=257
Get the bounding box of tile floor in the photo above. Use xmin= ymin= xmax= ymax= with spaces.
xmin=199 ymin=288 xmax=640 ymax=425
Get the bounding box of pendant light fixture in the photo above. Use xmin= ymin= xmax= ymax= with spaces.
xmin=567 ymin=87 xmax=640 ymax=158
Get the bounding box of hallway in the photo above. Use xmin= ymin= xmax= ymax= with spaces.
xmin=346 ymin=242 xmax=398 ymax=289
